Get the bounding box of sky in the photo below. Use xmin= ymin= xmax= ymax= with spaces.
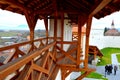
xmin=92 ymin=11 xmax=120 ymax=29
xmin=0 ymin=9 xmax=120 ymax=30
xmin=0 ymin=9 xmax=45 ymax=30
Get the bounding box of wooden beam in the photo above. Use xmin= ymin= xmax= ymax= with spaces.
xmin=61 ymin=68 xmax=66 ymax=80
xmin=66 ymin=0 xmax=89 ymax=11
xmin=57 ymin=47 xmax=77 ymax=62
xmin=59 ymin=64 xmax=95 ymax=72
xmin=44 ymin=18 xmax=49 ymax=44
xmin=90 ymin=0 xmax=112 ymax=16
xmin=44 ymin=18 xmax=48 ymax=37
xmin=77 ymin=15 xmax=82 ymax=66
xmin=48 ymin=65 xmax=59 ymax=80
xmin=16 ymin=64 xmax=32 ymax=80
xmin=24 ymin=11 xmax=38 ymax=43
xmin=61 ymin=12 xmax=64 ymax=49
xmin=57 ymin=41 xmax=77 ymax=44
xmin=32 ymin=64 xmax=49 ymax=74
xmin=0 ymin=42 xmax=56 ymax=79
xmin=54 ymin=11 xmax=58 ymax=41
xmin=56 ymin=46 xmax=76 ymax=63
xmin=84 ymin=16 xmax=92 ymax=69
xmin=0 ymin=0 xmax=30 ymax=12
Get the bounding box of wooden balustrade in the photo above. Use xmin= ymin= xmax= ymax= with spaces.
xmin=0 ymin=41 xmax=56 ymax=80
xmin=0 ymin=38 xmax=96 ymax=80
xmin=0 ymin=37 xmax=53 ymax=65
xmin=56 ymin=41 xmax=78 ymax=64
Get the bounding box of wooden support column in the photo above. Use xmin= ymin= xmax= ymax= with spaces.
xmin=94 ymin=48 xmax=97 ymax=60
xmin=54 ymin=11 xmax=58 ymax=41
xmin=44 ymin=18 xmax=48 ymax=44
xmin=61 ymin=68 xmax=65 ymax=80
xmin=61 ymin=12 xmax=64 ymax=49
xmin=84 ymin=16 xmax=92 ymax=69
xmin=52 ymin=11 xmax=58 ymax=64
xmin=77 ymin=15 xmax=82 ymax=66
xmin=24 ymin=11 xmax=38 ymax=50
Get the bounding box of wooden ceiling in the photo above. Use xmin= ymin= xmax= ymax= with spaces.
xmin=0 ymin=0 xmax=120 ymax=23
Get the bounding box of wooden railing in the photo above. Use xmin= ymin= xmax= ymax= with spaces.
xmin=0 ymin=37 xmax=54 ymax=65
xmin=56 ymin=41 xmax=78 ymax=64
xmin=0 ymin=37 xmax=96 ymax=80
xmin=0 ymin=37 xmax=57 ymax=80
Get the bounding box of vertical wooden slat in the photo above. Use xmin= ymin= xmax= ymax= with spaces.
xmin=84 ymin=16 xmax=92 ymax=68
xmin=44 ymin=18 xmax=48 ymax=44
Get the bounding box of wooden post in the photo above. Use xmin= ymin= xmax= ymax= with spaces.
xmin=61 ymin=68 xmax=65 ymax=80
xmin=52 ymin=11 xmax=58 ymax=61
xmin=61 ymin=12 xmax=64 ymax=49
xmin=77 ymin=15 xmax=82 ymax=66
xmin=44 ymin=18 xmax=48 ymax=44
xmin=24 ymin=11 xmax=38 ymax=50
xmin=84 ymin=16 xmax=92 ymax=69
xmin=54 ymin=11 xmax=58 ymax=41
xmin=94 ymin=48 xmax=97 ymax=60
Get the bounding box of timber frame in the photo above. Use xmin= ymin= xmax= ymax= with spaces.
xmin=0 ymin=0 xmax=120 ymax=80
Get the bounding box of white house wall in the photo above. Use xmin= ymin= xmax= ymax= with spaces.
xmin=49 ymin=19 xmax=61 ymax=37
xmin=63 ymin=19 xmax=72 ymax=51
xmin=49 ymin=19 xmax=72 ymax=51
xmin=49 ymin=19 xmax=72 ymax=80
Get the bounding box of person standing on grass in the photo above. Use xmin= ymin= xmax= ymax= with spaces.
xmin=114 ymin=65 xmax=118 ymax=75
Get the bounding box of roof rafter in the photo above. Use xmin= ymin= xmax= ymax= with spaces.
xmin=0 ymin=0 xmax=30 ymax=12
xmin=90 ymin=0 xmax=112 ymax=16
xmin=66 ymin=0 xmax=89 ymax=12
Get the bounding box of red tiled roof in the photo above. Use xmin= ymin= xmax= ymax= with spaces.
xmin=72 ymin=26 xmax=86 ymax=33
xmin=105 ymin=28 xmax=120 ymax=36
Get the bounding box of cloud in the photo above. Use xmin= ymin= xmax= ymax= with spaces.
xmin=0 ymin=9 xmax=45 ymax=30
xmin=1 ymin=9 xmax=120 ymax=30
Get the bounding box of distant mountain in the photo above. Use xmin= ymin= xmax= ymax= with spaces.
xmin=17 ymin=24 xmax=29 ymax=30
xmin=0 ymin=24 xmax=28 ymax=30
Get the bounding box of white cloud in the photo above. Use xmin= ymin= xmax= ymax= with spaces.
xmin=0 ymin=9 xmax=45 ymax=30
xmin=1 ymin=9 xmax=120 ymax=30
xmin=0 ymin=9 xmax=27 ymax=27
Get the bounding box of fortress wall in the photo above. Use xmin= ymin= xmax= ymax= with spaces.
xmin=89 ymin=29 xmax=120 ymax=49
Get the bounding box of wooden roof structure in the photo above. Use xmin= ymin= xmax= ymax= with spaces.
xmin=0 ymin=0 xmax=120 ymax=24
xmin=1 ymin=0 xmax=120 ymax=80
xmin=89 ymin=45 xmax=103 ymax=58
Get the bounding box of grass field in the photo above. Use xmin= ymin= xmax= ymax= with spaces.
xmin=97 ymin=47 xmax=120 ymax=66
xmin=0 ymin=31 xmax=18 ymax=37
xmin=85 ymin=47 xmax=120 ymax=80
xmin=86 ymin=72 xmax=108 ymax=80
xmin=116 ymin=54 xmax=120 ymax=63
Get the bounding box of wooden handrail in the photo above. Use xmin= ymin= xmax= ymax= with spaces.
xmin=57 ymin=41 xmax=77 ymax=44
xmin=0 ymin=37 xmax=96 ymax=80
xmin=0 ymin=37 xmax=49 ymax=51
